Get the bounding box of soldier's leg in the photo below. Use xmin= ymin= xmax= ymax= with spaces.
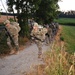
xmin=45 ymin=35 xmax=48 ymax=43
xmin=44 ymin=34 xmax=49 ymax=45
xmin=38 ymin=46 xmax=42 ymax=58
xmin=49 ymin=32 xmax=53 ymax=44
xmin=7 ymin=37 xmax=15 ymax=54
xmin=36 ymin=41 xmax=42 ymax=58
xmin=13 ymin=35 xmax=19 ymax=54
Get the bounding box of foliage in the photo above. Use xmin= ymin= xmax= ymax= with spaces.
xmin=7 ymin=0 xmax=16 ymax=20
xmin=9 ymin=18 xmax=15 ymax=22
xmin=36 ymin=0 xmax=59 ymax=24
xmin=7 ymin=0 xmax=60 ymax=37
xmin=60 ymin=36 xmax=64 ymax=41
xmin=44 ymin=40 xmax=75 ymax=75
xmin=0 ymin=30 xmax=10 ymax=54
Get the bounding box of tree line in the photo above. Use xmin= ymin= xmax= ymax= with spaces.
xmin=59 ymin=10 xmax=75 ymax=18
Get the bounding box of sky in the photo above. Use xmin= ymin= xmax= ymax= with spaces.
xmin=58 ymin=0 xmax=75 ymax=11
xmin=0 ymin=0 xmax=8 ymax=12
xmin=0 ymin=0 xmax=75 ymax=12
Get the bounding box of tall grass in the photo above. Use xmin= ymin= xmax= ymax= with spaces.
xmin=44 ymin=40 xmax=75 ymax=75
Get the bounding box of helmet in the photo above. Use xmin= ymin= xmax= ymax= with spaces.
xmin=33 ymin=22 xmax=38 ymax=27
xmin=4 ymin=20 xmax=10 ymax=24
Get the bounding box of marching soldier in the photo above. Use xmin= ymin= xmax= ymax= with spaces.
xmin=30 ymin=22 xmax=48 ymax=59
xmin=44 ymin=24 xmax=52 ymax=45
xmin=4 ymin=20 xmax=21 ymax=54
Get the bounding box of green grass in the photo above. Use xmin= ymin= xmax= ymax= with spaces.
xmin=55 ymin=18 xmax=75 ymax=54
xmin=55 ymin=18 xmax=75 ymax=25
xmin=61 ymin=25 xmax=75 ymax=54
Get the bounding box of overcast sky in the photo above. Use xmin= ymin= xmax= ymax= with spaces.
xmin=0 ymin=0 xmax=8 ymax=12
xmin=58 ymin=0 xmax=75 ymax=11
xmin=0 ymin=0 xmax=75 ymax=12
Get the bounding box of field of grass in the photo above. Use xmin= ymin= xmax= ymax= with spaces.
xmin=55 ymin=18 xmax=75 ymax=25
xmin=55 ymin=18 xmax=75 ymax=54
xmin=61 ymin=25 xmax=75 ymax=54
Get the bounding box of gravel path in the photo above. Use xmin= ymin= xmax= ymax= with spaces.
xmin=0 ymin=43 xmax=49 ymax=75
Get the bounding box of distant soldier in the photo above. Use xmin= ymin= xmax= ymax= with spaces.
xmin=49 ymin=22 xmax=56 ymax=39
xmin=28 ymin=18 xmax=35 ymax=32
xmin=54 ymin=22 xmax=59 ymax=34
xmin=31 ymin=23 xmax=48 ymax=59
xmin=4 ymin=20 xmax=21 ymax=54
xmin=45 ymin=24 xmax=52 ymax=44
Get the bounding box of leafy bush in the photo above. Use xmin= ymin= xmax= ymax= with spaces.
xmin=60 ymin=36 xmax=64 ymax=41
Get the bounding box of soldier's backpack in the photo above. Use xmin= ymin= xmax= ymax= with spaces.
xmin=10 ymin=22 xmax=21 ymax=32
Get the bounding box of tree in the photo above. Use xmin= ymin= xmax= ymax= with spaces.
xmin=36 ymin=0 xmax=59 ymax=24
xmin=7 ymin=0 xmax=16 ymax=20
xmin=7 ymin=0 xmax=42 ymax=37
xmin=7 ymin=0 xmax=59 ymax=37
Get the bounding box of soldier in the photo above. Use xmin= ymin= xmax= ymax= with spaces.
xmin=31 ymin=22 xmax=48 ymax=59
xmin=28 ymin=18 xmax=36 ymax=32
xmin=4 ymin=20 xmax=20 ymax=54
xmin=45 ymin=24 xmax=52 ymax=44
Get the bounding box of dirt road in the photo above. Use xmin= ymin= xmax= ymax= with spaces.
xmin=0 ymin=43 xmax=49 ymax=75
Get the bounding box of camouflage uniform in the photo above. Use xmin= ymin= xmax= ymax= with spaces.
xmin=4 ymin=20 xmax=20 ymax=54
xmin=45 ymin=25 xmax=52 ymax=44
xmin=31 ymin=23 xmax=47 ymax=58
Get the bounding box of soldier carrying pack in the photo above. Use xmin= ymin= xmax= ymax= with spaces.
xmin=4 ymin=20 xmax=21 ymax=54
xmin=30 ymin=22 xmax=48 ymax=59
xmin=10 ymin=22 xmax=21 ymax=33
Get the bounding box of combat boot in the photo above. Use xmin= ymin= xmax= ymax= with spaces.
xmin=38 ymin=54 xmax=43 ymax=58
xmin=9 ymin=50 xmax=15 ymax=54
xmin=14 ymin=45 xmax=19 ymax=54
xmin=38 ymin=55 xmax=43 ymax=61
xmin=14 ymin=51 xmax=19 ymax=55
xmin=38 ymin=55 xmax=41 ymax=58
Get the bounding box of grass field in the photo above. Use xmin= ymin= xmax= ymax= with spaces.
xmin=61 ymin=25 xmax=75 ymax=54
xmin=55 ymin=18 xmax=75 ymax=54
xmin=55 ymin=18 xmax=75 ymax=25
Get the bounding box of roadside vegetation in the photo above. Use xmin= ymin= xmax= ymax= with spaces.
xmin=43 ymin=18 xmax=75 ymax=75
xmin=44 ymin=42 xmax=75 ymax=75
xmin=55 ymin=18 xmax=75 ymax=54
xmin=44 ymin=19 xmax=75 ymax=75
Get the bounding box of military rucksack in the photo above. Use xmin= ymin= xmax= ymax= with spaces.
xmin=10 ymin=22 xmax=21 ymax=32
